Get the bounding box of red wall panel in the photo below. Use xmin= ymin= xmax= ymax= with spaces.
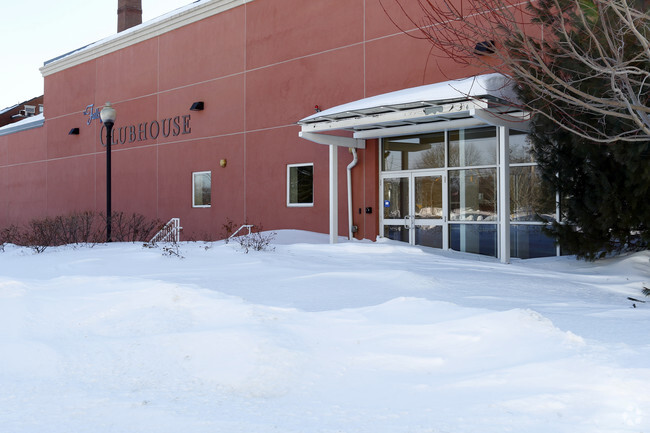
xmin=158 ymin=7 xmax=246 ymax=91
xmin=1 ymin=0 xmax=448 ymax=241
xmin=95 ymin=39 xmax=159 ymax=104
xmin=157 ymin=134 xmax=246 ymax=239
xmin=5 ymin=162 xmax=48 ymax=225
xmin=246 ymin=45 xmax=365 ymax=131
xmin=44 ymin=62 xmax=96 ymax=119
xmin=46 ymin=155 xmax=97 ymax=216
xmin=246 ymin=0 xmax=364 ymax=70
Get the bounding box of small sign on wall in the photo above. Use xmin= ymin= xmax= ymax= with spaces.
xmin=83 ymin=104 xmax=101 ymax=125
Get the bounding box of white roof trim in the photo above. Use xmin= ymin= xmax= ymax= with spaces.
xmin=40 ymin=0 xmax=254 ymax=77
xmin=301 ymin=100 xmax=490 ymax=135
xmin=0 ymin=113 xmax=45 ymax=137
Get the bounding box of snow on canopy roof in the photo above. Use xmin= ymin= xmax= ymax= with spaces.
xmin=299 ymin=73 xmax=517 ymax=124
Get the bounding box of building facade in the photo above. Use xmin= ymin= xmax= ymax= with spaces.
xmin=0 ymin=0 xmax=557 ymax=261
xmin=0 ymin=96 xmax=44 ymax=128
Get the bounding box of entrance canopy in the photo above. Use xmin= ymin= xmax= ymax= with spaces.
xmin=297 ymin=74 xmax=530 ymax=257
xmin=298 ymin=73 xmax=529 ymax=146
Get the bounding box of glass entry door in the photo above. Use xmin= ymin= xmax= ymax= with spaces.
xmin=382 ymin=171 xmax=447 ymax=248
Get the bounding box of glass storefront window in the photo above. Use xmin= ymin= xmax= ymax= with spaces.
xmin=414 ymin=175 xmax=443 ymax=219
xmin=449 ymin=127 xmax=496 ymax=167
xmin=382 ymin=132 xmax=445 ymax=171
xmin=384 ymin=225 xmax=409 ymax=243
xmin=449 ymin=168 xmax=497 ymax=221
xmin=415 ymin=225 xmax=442 ymax=248
xmin=509 ymin=130 xmax=535 ymax=163
xmin=510 ymin=225 xmax=557 ymax=258
xmin=510 ymin=166 xmax=556 ymax=222
xmin=383 ymin=177 xmax=409 ymax=219
xmin=380 ymin=127 xmax=559 ymax=259
xmin=450 ymin=224 xmax=497 ymax=257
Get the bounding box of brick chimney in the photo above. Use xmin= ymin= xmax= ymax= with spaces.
xmin=117 ymin=0 xmax=142 ymax=32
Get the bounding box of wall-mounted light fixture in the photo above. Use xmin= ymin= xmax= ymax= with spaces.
xmin=68 ymin=128 xmax=80 ymax=135
xmin=190 ymin=101 xmax=204 ymax=111
xmin=220 ymin=159 xmax=227 ymax=168
xmin=474 ymin=40 xmax=495 ymax=55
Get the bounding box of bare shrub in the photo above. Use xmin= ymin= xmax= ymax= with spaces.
xmin=0 ymin=225 xmax=23 ymax=252
xmin=53 ymin=211 xmax=103 ymax=245
xmin=233 ymin=223 xmax=276 ymax=253
xmin=105 ymin=211 xmax=163 ymax=243
xmin=161 ymin=243 xmax=184 ymax=258
xmin=24 ymin=217 xmax=58 ymax=253
xmin=0 ymin=210 xmax=164 ymax=253
xmin=221 ymin=217 xmax=237 ymax=244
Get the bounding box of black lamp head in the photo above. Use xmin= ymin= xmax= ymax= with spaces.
xmin=190 ymin=101 xmax=204 ymax=111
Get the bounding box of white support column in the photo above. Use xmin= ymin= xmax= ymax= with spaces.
xmin=498 ymin=126 xmax=510 ymax=263
xmin=329 ymin=144 xmax=339 ymax=244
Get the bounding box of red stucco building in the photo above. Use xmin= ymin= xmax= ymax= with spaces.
xmin=0 ymin=0 xmax=557 ymax=261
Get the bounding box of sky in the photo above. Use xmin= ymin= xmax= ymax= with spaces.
xmin=0 ymin=0 xmax=194 ymax=110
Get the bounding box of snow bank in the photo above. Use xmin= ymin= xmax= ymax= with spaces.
xmin=0 ymin=234 xmax=649 ymax=432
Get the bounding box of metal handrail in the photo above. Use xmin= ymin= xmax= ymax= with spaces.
xmin=228 ymin=224 xmax=254 ymax=239
xmin=149 ymin=218 xmax=182 ymax=244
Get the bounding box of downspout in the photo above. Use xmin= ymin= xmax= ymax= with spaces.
xmin=298 ymin=131 xmax=365 ymax=244
xmin=347 ymin=148 xmax=358 ymax=240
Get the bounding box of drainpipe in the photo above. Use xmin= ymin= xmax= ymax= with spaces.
xmin=347 ymin=148 xmax=358 ymax=240
xmin=298 ymin=131 xmax=365 ymax=244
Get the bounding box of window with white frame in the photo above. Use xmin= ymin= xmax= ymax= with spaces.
xmin=192 ymin=171 xmax=211 ymax=207
xmin=287 ymin=163 xmax=313 ymax=206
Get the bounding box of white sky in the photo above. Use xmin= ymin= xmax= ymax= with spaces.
xmin=0 ymin=0 xmax=194 ymax=110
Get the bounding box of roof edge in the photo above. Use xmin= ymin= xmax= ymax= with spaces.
xmin=0 ymin=115 xmax=45 ymax=137
xmin=40 ymin=0 xmax=253 ymax=77
xmin=298 ymin=73 xmax=517 ymax=124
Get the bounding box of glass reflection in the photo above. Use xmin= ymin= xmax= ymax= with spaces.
xmin=449 ymin=169 xmax=497 ymax=221
xmin=384 ymin=225 xmax=409 ymax=243
xmin=510 ymin=225 xmax=557 ymax=258
xmin=509 ymin=130 xmax=535 ymax=163
xmin=450 ymin=224 xmax=497 ymax=257
xmin=414 ymin=176 xmax=443 ymax=219
xmin=415 ymin=225 xmax=442 ymax=248
xmin=510 ymin=166 xmax=556 ymax=222
xmin=383 ymin=177 xmax=409 ymax=219
xmin=382 ymin=132 xmax=445 ymax=171
xmin=449 ymin=127 xmax=496 ymax=167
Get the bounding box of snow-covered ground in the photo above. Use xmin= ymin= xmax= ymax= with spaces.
xmin=1 ymin=230 xmax=649 ymax=433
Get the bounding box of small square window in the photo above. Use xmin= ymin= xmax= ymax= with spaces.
xmin=287 ymin=163 xmax=313 ymax=207
xmin=192 ymin=171 xmax=211 ymax=207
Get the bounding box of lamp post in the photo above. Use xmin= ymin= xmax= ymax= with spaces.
xmin=100 ymin=102 xmax=116 ymax=243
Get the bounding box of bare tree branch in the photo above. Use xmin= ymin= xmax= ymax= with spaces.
xmin=381 ymin=0 xmax=650 ymax=142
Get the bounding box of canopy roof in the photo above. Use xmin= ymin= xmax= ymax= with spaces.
xmin=298 ymin=74 xmax=528 ymax=143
